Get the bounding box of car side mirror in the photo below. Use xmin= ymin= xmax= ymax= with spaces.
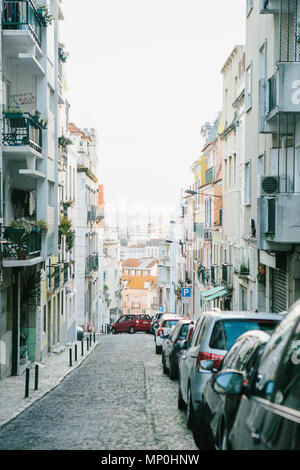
xmin=182 ymin=341 xmax=190 ymax=350
xmin=213 ymin=371 xmax=244 ymax=395
xmin=199 ymin=359 xmax=215 ymax=371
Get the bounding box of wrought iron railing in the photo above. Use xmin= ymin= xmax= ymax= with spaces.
xmin=2 ymin=113 xmax=42 ymax=153
xmin=86 ymin=253 xmax=99 ymax=275
xmin=54 ymin=265 xmax=60 ymax=290
xmin=3 ymin=227 xmax=42 ymax=259
xmin=205 ymin=166 xmax=216 ymax=184
xmin=64 ymin=262 xmax=68 ymax=284
xmin=268 ymin=74 xmax=277 ymax=112
xmin=2 ymin=0 xmax=43 ymax=47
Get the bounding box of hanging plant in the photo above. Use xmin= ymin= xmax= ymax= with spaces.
xmin=66 ymin=229 xmax=75 ymax=252
xmin=58 ymin=135 xmax=73 ymax=148
xmin=58 ymin=43 xmax=69 ymax=63
xmin=37 ymin=5 xmax=55 ymax=26
xmin=30 ymin=219 xmax=48 ymax=234
xmin=31 ymin=110 xmax=48 ymax=129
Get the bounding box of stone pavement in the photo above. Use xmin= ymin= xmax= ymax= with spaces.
xmin=0 ymin=336 xmax=99 ymax=430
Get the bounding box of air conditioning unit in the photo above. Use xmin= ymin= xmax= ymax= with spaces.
xmin=259 ymin=175 xmax=279 ymax=196
xmin=259 ymin=175 xmax=293 ymax=196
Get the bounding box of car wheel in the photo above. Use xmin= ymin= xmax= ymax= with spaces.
xmin=169 ymin=358 xmax=178 ymax=380
xmin=192 ymin=404 xmax=215 ymax=450
xmin=111 ymin=327 xmax=116 ymax=335
xmin=129 ymin=326 xmax=135 ymax=334
xmin=162 ymin=355 xmax=168 ymax=374
xmin=186 ymin=385 xmax=195 ymax=429
xmin=178 ymin=382 xmax=185 ymax=410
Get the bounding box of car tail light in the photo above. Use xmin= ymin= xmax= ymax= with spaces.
xmin=157 ymin=328 xmax=164 ymax=337
xmin=136 ymin=320 xmax=140 ymax=324
xmin=196 ymin=351 xmax=224 ymax=371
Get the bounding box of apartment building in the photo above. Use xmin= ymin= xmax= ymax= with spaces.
xmin=0 ymin=0 xmax=77 ymax=378
xmin=103 ymin=227 xmax=121 ymax=325
xmin=245 ymin=0 xmax=300 ymax=312
xmin=69 ymin=123 xmax=103 ymax=332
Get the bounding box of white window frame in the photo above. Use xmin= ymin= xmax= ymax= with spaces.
xmin=245 ymin=62 xmax=253 ymax=111
xmin=245 ymin=161 xmax=252 ymax=206
xmin=247 ymin=0 xmax=253 ymax=16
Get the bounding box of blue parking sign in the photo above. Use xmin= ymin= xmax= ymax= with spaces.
xmin=158 ymin=306 xmax=164 ymax=312
xmin=182 ymin=287 xmax=191 ymax=298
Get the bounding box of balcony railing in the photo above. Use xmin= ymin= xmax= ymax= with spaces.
xmin=2 ymin=0 xmax=43 ymax=47
xmin=86 ymin=253 xmax=99 ymax=275
xmin=3 ymin=227 xmax=42 ymax=260
xmin=54 ymin=265 xmax=60 ymax=290
xmin=205 ymin=166 xmax=216 ymax=184
xmin=64 ymin=262 xmax=68 ymax=284
xmin=2 ymin=113 xmax=43 ymax=153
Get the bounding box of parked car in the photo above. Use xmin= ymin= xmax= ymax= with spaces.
xmin=162 ymin=319 xmax=194 ymax=379
xmin=213 ymin=300 xmax=300 ymax=450
xmin=111 ymin=314 xmax=152 ymax=334
xmin=77 ymin=326 xmax=84 ymax=341
xmin=192 ymin=329 xmax=272 ymax=449
xmin=154 ymin=314 xmax=185 ymax=354
xmin=177 ymin=310 xmax=283 ymax=429
xmin=151 ymin=311 xmax=167 ymax=335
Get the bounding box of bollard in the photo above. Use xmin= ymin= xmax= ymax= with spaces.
xmin=25 ymin=367 xmax=30 ymax=398
xmin=93 ymin=332 xmax=96 ymax=343
xmin=34 ymin=364 xmax=39 ymax=391
xmin=69 ymin=348 xmax=72 ymax=367
xmin=81 ymin=340 xmax=84 ymax=356
xmin=87 ymin=336 xmax=89 ymax=351
xmin=89 ymin=332 xmax=92 ymax=346
xmin=75 ymin=344 xmax=78 ymax=362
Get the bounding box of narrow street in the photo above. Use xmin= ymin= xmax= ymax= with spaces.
xmin=0 ymin=334 xmax=198 ymax=450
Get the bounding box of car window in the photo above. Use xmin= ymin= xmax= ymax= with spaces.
xmin=209 ymin=319 xmax=279 ymax=351
xmin=140 ymin=315 xmax=149 ymax=320
xmin=222 ymin=338 xmax=245 ymax=369
xmin=252 ymin=315 xmax=297 ymax=399
xmin=162 ymin=320 xmax=179 ymax=328
xmin=136 ymin=315 xmax=141 ymax=320
xmin=272 ymin=321 xmax=300 ymax=411
xmin=118 ymin=316 xmax=127 ymax=322
xmin=178 ymin=323 xmax=190 ymax=340
xmin=191 ymin=316 xmax=207 ymax=346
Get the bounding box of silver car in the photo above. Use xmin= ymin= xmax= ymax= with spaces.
xmin=177 ymin=310 xmax=284 ymax=429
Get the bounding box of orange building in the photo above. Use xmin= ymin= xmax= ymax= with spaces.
xmin=122 ymin=258 xmax=158 ymax=316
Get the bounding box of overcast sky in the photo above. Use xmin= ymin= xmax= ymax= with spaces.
xmin=62 ymin=0 xmax=246 ymax=225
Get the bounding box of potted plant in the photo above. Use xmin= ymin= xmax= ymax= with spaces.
xmin=240 ymin=264 xmax=249 ymax=275
xmin=4 ymin=105 xmax=25 ymax=119
xmin=30 ymin=219 xmax=48 ymax=234
xmin=31 ymin=111 xmax=48 ymax=129
xmin=66 ymin=229 xmax=75 ymax=252
xmin=59 ymin=215 xmax=72 ymax=236
xmin=58 ymin=135 xmax=73 ymax=148
xmin=257 ymin=264 xmax=266 ymax=286
xmin=6 ymin=219 xmax=32 ymax=259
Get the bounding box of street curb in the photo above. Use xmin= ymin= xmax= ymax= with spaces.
xmin=0 ymin=342 xmax=99 ymax=431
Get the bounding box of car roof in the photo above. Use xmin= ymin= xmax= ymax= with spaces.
xmin=199 ymin=311 xmax=284 ymax=321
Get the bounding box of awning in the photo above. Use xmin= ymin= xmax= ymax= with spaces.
xmin=200 ymin=285 xmax=228 ymax=301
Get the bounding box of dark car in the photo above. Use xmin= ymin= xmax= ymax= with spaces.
xmin=77 ymin=326 xmax=84 ymax=341
xmin=162 ymin=320 xmax=194 ymax=380
xmin=111 ymin=314 xmax=152 ymax=334
xmin=192 ymin=329 xmax=272 ymax=450
xmin=213 ymin=299 xmax=300 ymax=450
xmin=151 ymin=312 xmax=166 ymax=335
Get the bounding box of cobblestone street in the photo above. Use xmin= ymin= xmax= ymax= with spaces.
xmin=0 ymin=334 xmax=198 ymax=450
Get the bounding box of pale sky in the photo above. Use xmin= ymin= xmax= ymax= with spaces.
xmin=62 ymin=0 xmax=246 ymax=224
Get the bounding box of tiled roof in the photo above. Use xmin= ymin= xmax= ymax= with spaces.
xmin=124 ymin=276 xmax=157 ymax=290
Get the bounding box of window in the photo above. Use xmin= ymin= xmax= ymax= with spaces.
xmin=272 ymin=321 xmax=300 ymax=411
xmin=245 ymin=161 xmax=251 ymax=205
xmin=246 ymin=0 xmax=253 ymax=16
xmin=245 ymin=63 xmax=253 ymax=111
xmin=259 ymin=42 xmax=267 ymax=81
xmin=43 ymin=305 xmax=47 ymax=333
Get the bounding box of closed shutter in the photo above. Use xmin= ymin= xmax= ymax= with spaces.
xmin=272 ymin=269 xmax=288 ymax=313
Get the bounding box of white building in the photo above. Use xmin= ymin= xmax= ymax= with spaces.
xmin=103 ymin=227 xmax=121 ymax=325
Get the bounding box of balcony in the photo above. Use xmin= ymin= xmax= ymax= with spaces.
xmin=2 ymin=1 xmax=43 ymax=53
xmin=86 ymin=253 xmax=99 ymax=275
xmin=204 ymin=229 xmax=212 ymax=241
xmin=258 ymin=193 xmax=300 ymax=250
xmin=2 ymin=113 xmax=43 ymax=155
xmin=64 ymin=262 xmax=69 ymax=284
xmin=205 ymin=166 xmax=216 ymax=184
xmin=267 ymin=64 xmax=300 ymax=119
xmin=2 ymin=226 xmax=43 ymax=267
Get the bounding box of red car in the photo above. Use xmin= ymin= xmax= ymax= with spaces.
xmin=111 ymin=314 xmax=152 ymax=334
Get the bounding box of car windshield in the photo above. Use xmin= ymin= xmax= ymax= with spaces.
xmin=162 ymin=320 xmax=179 ymax=328
xmin=210 ymin=319 xmax=280 ymax=350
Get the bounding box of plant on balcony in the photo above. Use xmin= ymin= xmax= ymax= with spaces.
xmin=66 ymin=229 xmax=75 ymax=252
xmin=240 ymin=264 xmax=249 ymax=275
xmin=58 ymin=43 xmax=69 ymax=63
xmin=31 ymin=110 xmax=48 ymax=129
xmin=264 ymin=231 xmax=275 ymax=240
xmin=58 ymin=135 xmax=73 ymax=148
xmin=257 ymin=264 xmax=266 ymax=286
xmin=36 ymin=5 xmax=55 ymax=26
xmin=30 ymin=219 xmax=48 ymax=234
xmin=4 ymin=105 xmax=25 ymax=119
xmin=63 ymin=200 xmax=74 ymax=208
xmin=59 ymin=216 xmax=72 ymax=235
